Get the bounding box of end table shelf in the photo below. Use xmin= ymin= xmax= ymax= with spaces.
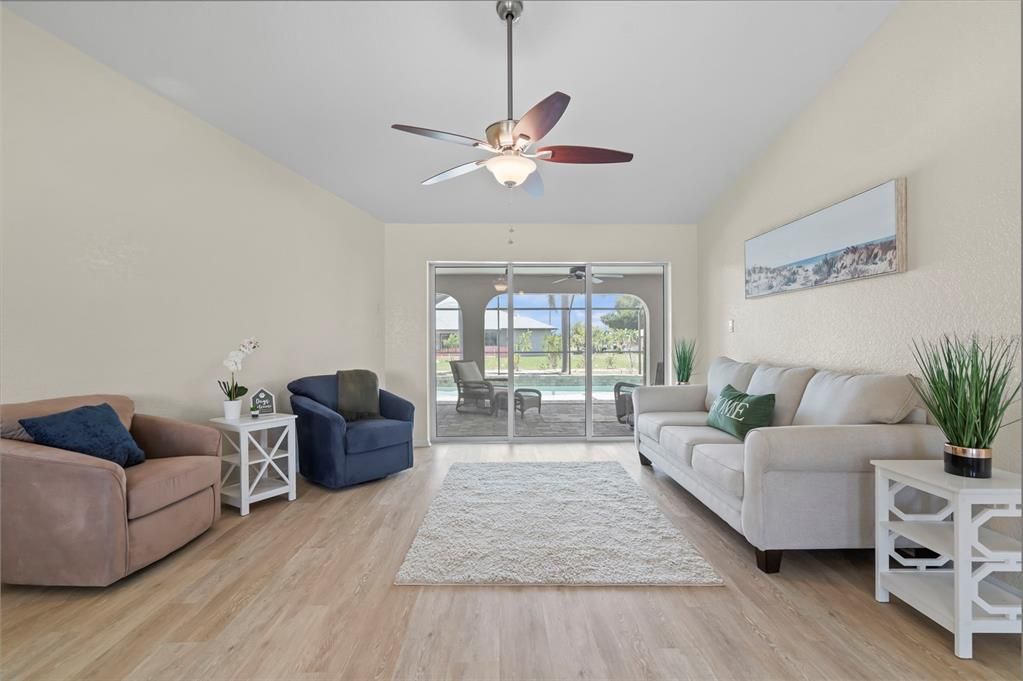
xmin=872 ymin=459 xmax=1022 ymax=659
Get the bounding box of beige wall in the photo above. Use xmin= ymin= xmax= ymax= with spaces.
xmin=384 ymin=223 xmax=698 ymax=444
xmin=697 ymin=0 xmax=1021 ymax=472
xmin=0 ymin=12 xmax=386 ymax=421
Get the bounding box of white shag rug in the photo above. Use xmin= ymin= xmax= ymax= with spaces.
xmin=395 ymin=461 xmax=722 ymax=586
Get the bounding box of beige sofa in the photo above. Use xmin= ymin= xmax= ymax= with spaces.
xmin=1 ymin=395 xmax=221 ymax=586
xmin=633 ymin=357 xmax=944 ymax=573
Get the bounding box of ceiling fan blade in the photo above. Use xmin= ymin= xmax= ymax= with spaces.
xmin=392 ymin=124 xmax=490 ymax=149
xmin=551 ymin=276 xmax=570 ymax=284
xmin=521 ymin=170 xmax=544 ymax=198
xmin=592 ymin=277 xmax=604 ymax=284
xmin=512 ymin=92 xmax=570 ymax=146
xmin=421 ymin=160 xmax=486 ymax=186
xmin=537 ymin=145 xmax=634 ymax=164
xmin=598 ymin=273 xmax=625 ymax=278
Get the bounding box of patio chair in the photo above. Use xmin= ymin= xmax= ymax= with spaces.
xmin=614 ymin=361 xmax=664 ymax=426
xmin=450 ymin=360 xmax=507 ymax=415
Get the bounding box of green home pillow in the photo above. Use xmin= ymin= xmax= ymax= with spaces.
xmin=707 ymin=384 xmax=775 ymax=440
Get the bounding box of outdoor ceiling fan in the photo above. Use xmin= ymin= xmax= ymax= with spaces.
xmin=391 ymin=0 xmax=633 ymax=197
xmin=552 ymin=266 xmax=624 ymax=285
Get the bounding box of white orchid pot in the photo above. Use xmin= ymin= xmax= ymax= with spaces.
xmin=223 ymin=399 xmax=242 ymax=420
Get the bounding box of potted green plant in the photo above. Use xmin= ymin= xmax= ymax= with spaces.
xmin=910 ymin=335 xmax=1020 ymax=478
xmin=673 ymin=338 xmax=697 ymax=385
xmin=218 ymin=337 xmax=260 ymax=420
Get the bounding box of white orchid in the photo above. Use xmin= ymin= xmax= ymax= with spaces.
xmin=239 ymin=337 xmax=260 ymax=355
xmin=218 ymin=337 xmax=260 ymax=401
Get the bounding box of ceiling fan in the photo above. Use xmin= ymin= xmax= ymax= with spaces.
xmin=391 ymin=0 xmax=633 ymax=197
xmin=552 ymin=266 xmax=624 ymax=285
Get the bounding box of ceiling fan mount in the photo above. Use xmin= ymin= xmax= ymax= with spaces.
xmin=391 ymin=0 xmax=633 ymax=196
xmin=496 ymin=1 xmax=524 ymax=23
xmin=552 ymin=266 xmax=625 ymax=285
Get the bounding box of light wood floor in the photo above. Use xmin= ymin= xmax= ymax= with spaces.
xmin=2 ymin=443 xmax=1019 ymax=680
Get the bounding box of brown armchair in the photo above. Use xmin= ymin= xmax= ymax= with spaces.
xmin=1 ymin=395 xmax=221 ymax=587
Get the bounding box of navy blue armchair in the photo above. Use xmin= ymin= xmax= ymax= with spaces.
xmin=287 ymin=374 xmax=414 ymax=490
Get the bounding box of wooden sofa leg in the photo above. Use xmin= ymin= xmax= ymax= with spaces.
xmin=755 ymin=549 xmax=783 ymax=573
xmin=639 ymin=452 xmax=652 ymax=466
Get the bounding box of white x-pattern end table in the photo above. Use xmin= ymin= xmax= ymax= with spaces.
xmin=210 ymin=413 xmax=298 ymax=516
xmin=872 ymin=459 xmax=1021 ymax=659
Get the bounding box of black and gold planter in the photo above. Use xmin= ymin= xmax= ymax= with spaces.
xmin=944 ymin=443 xmax=992 ymax=478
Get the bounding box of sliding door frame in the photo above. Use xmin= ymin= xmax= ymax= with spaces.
xmin=428 ymin=261 xmax=671 ymax=444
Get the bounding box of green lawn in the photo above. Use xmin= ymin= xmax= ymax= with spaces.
xmin=436 ymin=352 xmax=644 ymax=375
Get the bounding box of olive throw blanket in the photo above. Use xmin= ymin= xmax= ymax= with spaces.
xmin=336 ymin=369 xmax=381 ymax=421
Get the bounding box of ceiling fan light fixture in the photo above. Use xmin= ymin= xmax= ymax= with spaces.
xmin=484 ymin=153 xmax=536 ymax=187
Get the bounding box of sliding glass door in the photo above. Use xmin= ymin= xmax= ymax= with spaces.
xmin=430 ymin=262 xmax=667 ymax=442
xmin=433 ymin=265 xmax=510 ymax=439
xmin=510 ymin=265 xmax=587 ymax=438
xmin=588 ymin=264 xmax=667 ymax=438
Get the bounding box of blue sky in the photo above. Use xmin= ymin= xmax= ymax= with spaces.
xmin=486 ymin=294 xmax=642 ymax=332
xmin=745 ymin=180 xmax=896 ymax=268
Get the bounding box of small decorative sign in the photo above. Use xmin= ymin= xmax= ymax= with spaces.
xmin=250 ymin=388 xmax=276 ymax=415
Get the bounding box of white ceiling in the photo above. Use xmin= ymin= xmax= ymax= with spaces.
xmin=7 ymin=1 xmax=897 ymax=224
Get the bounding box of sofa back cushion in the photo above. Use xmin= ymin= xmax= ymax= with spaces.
xmin=1 ymin=394 xmax=135 ymax=442
xmin=287 ymin=375 xmax=338 ymax=411
xmin=705 ymin=357 xmax=758 ymax=411
xmin=747 ymin=365 xmax=817 ymax=426
xmin=792 ymin=371 xmax=919 ymax=426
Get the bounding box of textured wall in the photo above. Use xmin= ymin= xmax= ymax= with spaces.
xmin=696 ymin=1 xmax=1021 ymax=584
xmin=697 ymin=1 xmax=1021 ymax=474
xmin=1 ymin=13 xmax=386 ymax=421
xmin=384 ymin=223 xmax=698 ymax=444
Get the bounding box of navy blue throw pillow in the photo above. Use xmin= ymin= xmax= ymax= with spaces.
xmin=19 ymin=403 xmax=145 ymax=467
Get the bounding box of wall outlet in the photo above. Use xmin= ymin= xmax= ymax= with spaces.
xmin=728 ymin=319 xmax=735 ymax=333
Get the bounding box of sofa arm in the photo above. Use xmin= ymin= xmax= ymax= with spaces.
xmin=1 ymin=439 xmax=128 ymax=586
xmin=741 ymin=424 xmax=946 ymax=551
xmin=131 ymin=413 xmax=220 ymax=459
xmin=744 ymin=424 xmax=946 ymax=477
xmin=380 ymin=390 xmax=414 ymax=422
xmin=632 ymin=384 xmax=708 ymax=415
xmin=291 ymin=394 xmax=347 ymax=487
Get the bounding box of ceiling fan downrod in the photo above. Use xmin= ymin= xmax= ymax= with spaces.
xmin=497 ymin=1 xmax=523 ymax=122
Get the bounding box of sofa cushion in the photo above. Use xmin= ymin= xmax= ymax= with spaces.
xmin=2 ymin=394 xmax=135 ymax=442
xmin=705 ymin=357 xmax=758 ymax=411
xmin=792 ymin=371 xmax=919 ymax=426
xmin=707 ymin=385 xmax=775 ymax=440
xmin=747 ymin=365 xmax=817 ymax=426
xmin=659 ymin=426 xmax=742 ymax=467
xmin=125 ymin=455 xmax=219 ymax=520
xmin=345 ymin=418 xmax=412 ymax=454
xmin=636 ymin=411 xmax=709 ymax=441
xmin=287 ymin=375 xmax=339 ymax=412
xmin=691 ymin=444 xmax=745 ymax=499
xmin=19 ymin=403 xmax=145 ymax=467
xmin=128 ymin=486 xmax=217 ymax=574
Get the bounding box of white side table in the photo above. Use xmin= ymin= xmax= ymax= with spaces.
xmin=210 ymin=413 xmax=298 ymax=516
xmin=872 ymin=459 xmax=1021 ymax=659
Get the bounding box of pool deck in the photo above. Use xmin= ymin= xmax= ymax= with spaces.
xmin=434 ymin=400 xmax=632 ymax=438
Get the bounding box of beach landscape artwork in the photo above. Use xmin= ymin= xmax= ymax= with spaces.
xmin=745 ymin=178 xmax=906 ymax=298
